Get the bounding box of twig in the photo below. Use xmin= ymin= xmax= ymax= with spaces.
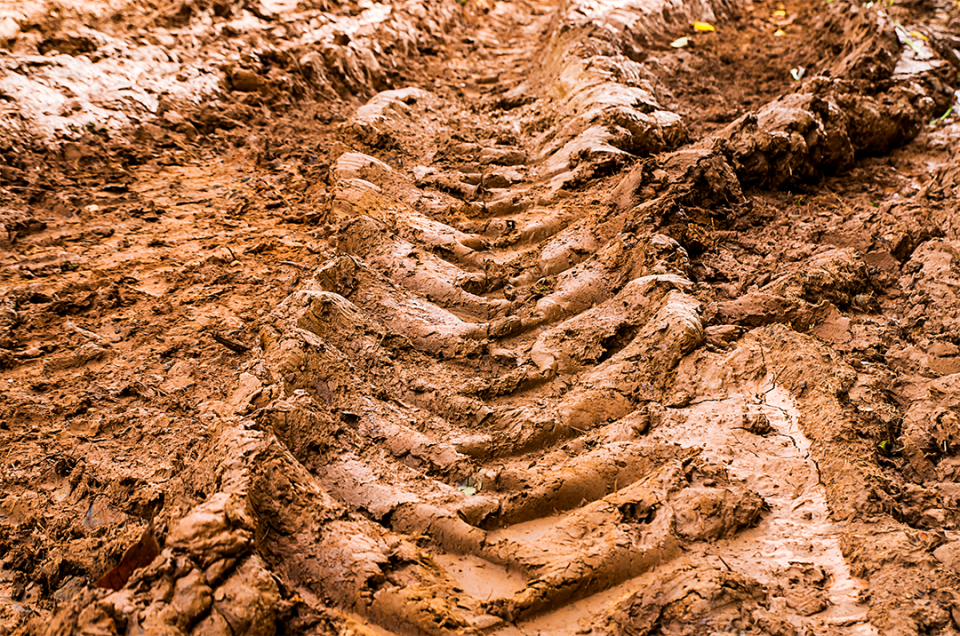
xmin=67 ymin=320 xmax=105 ymax=343
xmin=271 ymin=187 xmax=294 ymax=210
xmin=286 ymin=50 xmax=316 ymax=97
xmin=134 ymin=0 xmax=182 ymax=28
xmin=211 ymin=332 xmax=251 ymax=353
xmin=823 ymin=187 xmax=856 ymax=215
xmin=766 ymin=365 xmax=786 ymax=390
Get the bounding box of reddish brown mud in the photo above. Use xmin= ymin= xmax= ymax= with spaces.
xmin=1 ymin=0 xmax=960 ymax=634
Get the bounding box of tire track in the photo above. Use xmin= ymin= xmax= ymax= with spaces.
xmin=30 ymin=0 xmax=960 ymax=632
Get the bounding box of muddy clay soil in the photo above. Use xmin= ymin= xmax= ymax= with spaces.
xmin=2 ymin=0 xmax=960 ymax=633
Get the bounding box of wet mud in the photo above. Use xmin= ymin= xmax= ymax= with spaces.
xmin=2 ymin=0 xmax=960 ymax=633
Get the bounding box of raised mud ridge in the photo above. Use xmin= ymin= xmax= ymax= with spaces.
xmin=2 ymin=0 xmax=960 ymax=634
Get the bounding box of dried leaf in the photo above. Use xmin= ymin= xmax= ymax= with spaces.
xmin=457 ymin=476 xmax=482 ymax=496
xmin=892 ymin=21 xmax=924 ymax=56
xmin=671 ymin=36 xmax=690 ymax=48
xmin=692 ymin=21 xmax=715 ymax=32
xmin=95 ymin=520 xmax=160 ymax=591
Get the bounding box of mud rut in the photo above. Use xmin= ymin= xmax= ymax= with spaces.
xmin=2 ymin=0 xmax=960 ymax=634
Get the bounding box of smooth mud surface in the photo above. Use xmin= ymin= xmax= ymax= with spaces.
xmin=671 ymin=381 xmax=875 ymax=634
xmin=2 ymin=0 xmax=960 ymax=634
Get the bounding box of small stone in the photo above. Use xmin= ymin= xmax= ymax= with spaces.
xmin=228 ymin=373 xmax=262 ymax=414
xmin=230 ymin=69 xmax=267 ymax=93
xmin=742 ymin=411 xmax=773 ymax=435
xmin=172 ymin=569 xmax=213 ymax=628
xmin=205 ymin=558 xmax=236 ymax=586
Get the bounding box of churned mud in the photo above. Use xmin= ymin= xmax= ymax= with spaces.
xmin=2 ymin=0 xmax=960 ymax=633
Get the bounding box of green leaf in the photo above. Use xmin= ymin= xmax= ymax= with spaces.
xmin=929 ymin=105 xmax=953 ymax=127
xmin=892 ymin=21 xmax=924 ymax=56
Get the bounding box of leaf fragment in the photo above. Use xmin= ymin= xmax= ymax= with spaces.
xmin=692 ymin=21 xmax=715 ymax=32
xmin=671 ymin=36 xmax=690 ymax=48
xmin=457 ymin=476 xmax=482 ymax=496
xmin=96 ymin=520 xmax=161 ymax=591
xmin=929 ymin=105 xmax=953 ymax=126
xmin=892 ymin=21 xmax=925 ymax=56
xmin=790 ymin=67 xmax=805 ymax=81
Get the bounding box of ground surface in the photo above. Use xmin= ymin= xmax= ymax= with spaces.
xmin=1 ymin=0 xmax=960 ymax=634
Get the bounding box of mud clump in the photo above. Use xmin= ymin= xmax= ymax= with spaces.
xmin=588 ymin=564 xmax=797 ymax=636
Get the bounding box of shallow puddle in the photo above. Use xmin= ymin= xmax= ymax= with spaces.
xmin=433 ymin=553 xmax=528 ymax=602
